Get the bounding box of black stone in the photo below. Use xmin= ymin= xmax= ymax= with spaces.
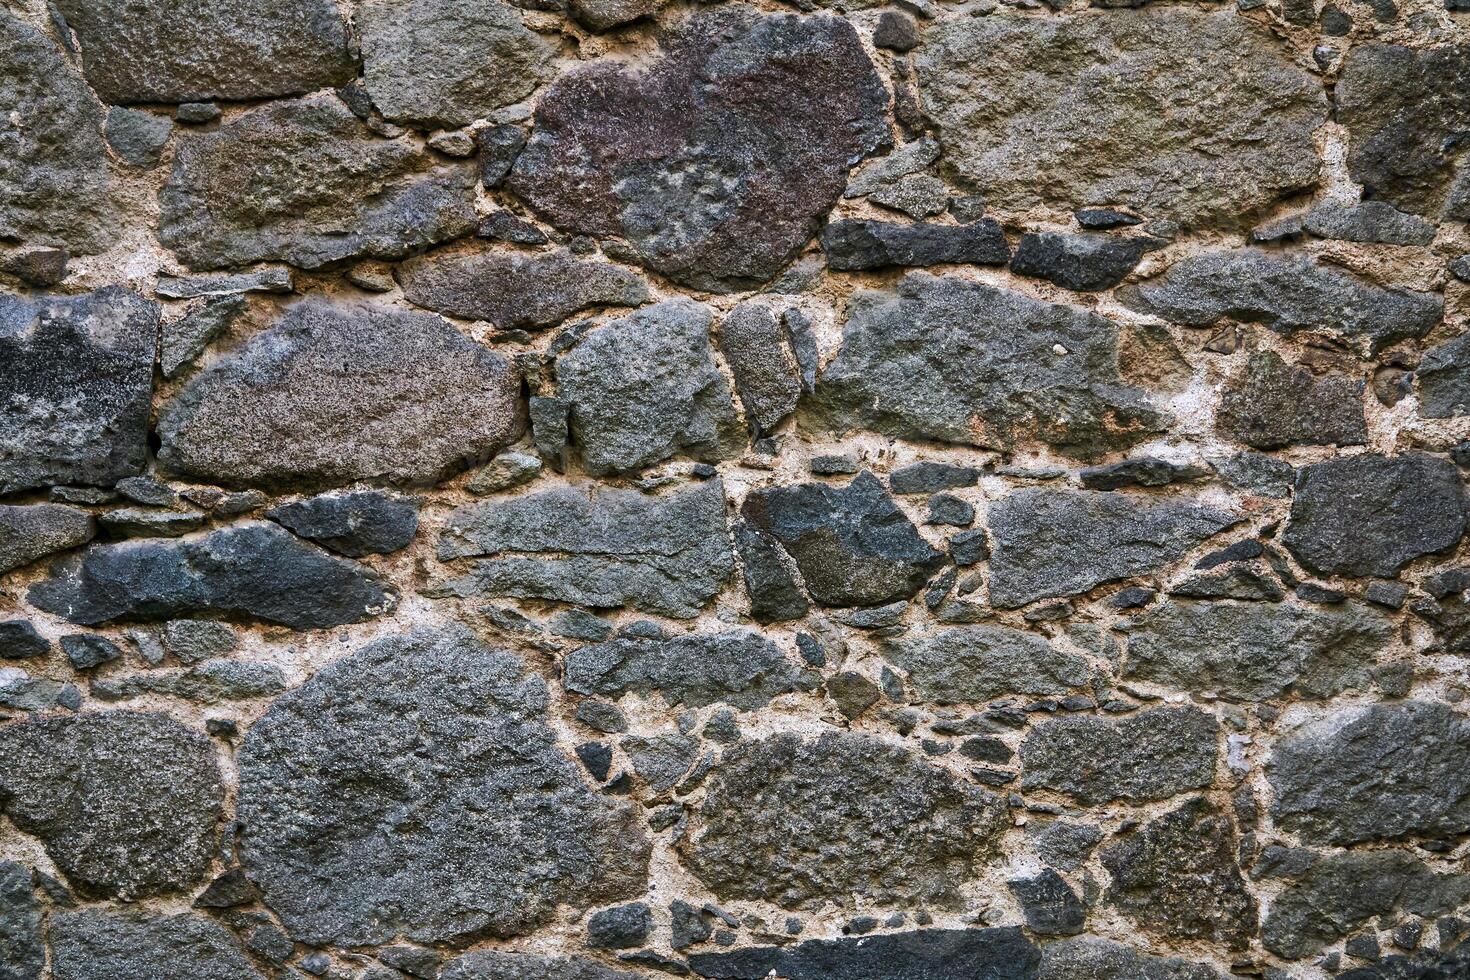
xmin=587 ymin=903 xmax=652 ymax=949
xmin=1010 ymin=232 xmax=1149 ymax=291
xmin=266 ymin=490 xmax=420 ymax=557
xmin=1008 ymin=870 xmax=1085 ymax=936
xmin=821 ymin=219 xmax=1010 ymax=271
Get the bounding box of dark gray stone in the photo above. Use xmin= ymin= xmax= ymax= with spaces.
xmin=880 ymin=626 xmax=1091 ymax=704
xmin=1027 ymin=821 xmax=1103 ymax=872
xmin=820 ymin=219 xmax=1009 ymax=271
xmin=161 ymin=295 xmax=246 ymax=379
xmin=1333 ymin=939 xmax=1470 ymax=979
xmin=0 ymin=247 xmax=68 ymax=288
xmin=267 ymin=491 xmax=420 ymax=557
xmin=570 ymin=0 xmax=673 ymax=30
xmin=0 ymin=504 xmax=94 ymax=575
xmin=874 ymin=10 xmax=920 ymax=51
xmin=236 ymin=624 xmax=649 ymax=946
xmin=719 ymin=303 xmax=805 ymax=436
xmin=0 ymin=712 xmax=222 ymax=900
xmin=565 ymin=629 xmax=809 ymax=710
xmin=1212 ymin=452 xmax=1295 ymax=499
xmin=1304 ymin=201 xmax=1438 ymax=245
xmin=96 ymin=507 xmax=206 ymax=538
xmin=0 ymin=862 xmax=42 ymax=980
xmin=1037 ymin=937 xmax=1225 ymax=980
xmin=50 ymin=909 xmax=264 ymax=980
xmin=1009 ymin=870 xmax=1085 ymax=936
xmin=477 ymin=126 xmax=528 ymax=188
xmin=688 ymin=928 xmax=1041 ymax=980
xmin=1218 ymin=350 xmax=1366 ymax=449
xmin=160 ymin=620 xmax=237 ymax=664
xmin=1417 ymin=333 xmax=1470 ymax=419
xmin=587 ymin=903 xmax=652 ymax=949
xmin=90 ymin=660 xmax=288 ymax=704
xmin=575 ymin=742 xmax=612 ymax=782
xmin=1079 ymin=458 xmax=1210 ymax=491
xmin=530 ymin=396 xmax=570 ymax=471
xmin=0 ymin=621 xmax=48 ymax=660
xmin=468 ymin=450 xmax=543 ymax=495
xmin=733 ymin=520 xmax=809 ymax=624
xmin=60 ymin=634 xmax=121 ymax=671
xmin=104 ymin=107 xmax=172 ymax=168
xmin=890 ymin=462 xmax=981 ymax=494
xmin=154 ymin=267 xmax=294 ymax=300
xmin=671 ymin=900 xmax=712 ymax=950
xmin=1010 ymin=233 xmax=1150 ymax=291
xmin=926 ymin=493 xmax=973 ymax=526
xmin=442 ymin=953 xmax=645 ymax=980
xmin=1020 ymin=707 xmax=1219 ymax=805
xmin=622 ymin=733 xmax=697 ymax=791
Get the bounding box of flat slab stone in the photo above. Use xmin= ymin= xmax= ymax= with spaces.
xmin=0 ymin=862 xmax=43 ymax=980
xmin=1020 ymin=707 xmax=1219 ymax=806
xmin=50 ymin=910 xmax=264 ymax=980
xmin=688 ymin=928 xmax=1041 ymax=980
xmin=0 ymin=504 xmax=95 ymax=575
xmin=881 ymin=625 xmax=1093 ymax=704
xmin=1038 ymin=937 xmax=1225 ymax=980
xmin=444 ymin=953 xmax=645 ymax=980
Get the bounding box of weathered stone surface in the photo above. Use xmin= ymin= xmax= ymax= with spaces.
xmin=91 ymin=660 xmax=288 ymax=704
xmin=586 ymin=903 xmax=652 ymax=949
xmin=396 ymin=249 xmax=648 ymax=332
xmin=60 ymin=634 xmax=121 ymax=671
xmin=1119 ymin=251 xmax=1443 ymax=355
xmin=358 ymin=0 xmax=554 ymax=129
xmin=1038 ymin=938 xmax=1224 ymax=980
xmin=1124 ymin=600 xmax=1391 ymax=701
xmin=0 ymin=504 xmax=94 ymax=575
xmin=1304 ymin=200 xmax=1438 ymax=245
xmin=624 ymin=733 xmax=697 ymax=791
xmin=918 ymin=9 xmax=1326 ymax=228
xmin=1268 ymin=701 xmax=1470 ymax=846
xmin=1337 ymin=44 xmax=1470 ymax=222
xmin=50 ymin=910 xmax=264 ymax=980
xmin=881 ymin=626 xmax=1092 ymax=704
xmin=1010 ymin=233 xmax=1150 ymax=292
xmin=1009 ymin=870 xmax=1085 ymax=936
xmin=266 ymin=491 xmax=420 ymax=557
xmin=1079 ymin=458 xmax=1210 ymax=491
xmin=436 ymin=481 xmax=733 ymax=618
xmin=159 ymin=95 xmax=477 ymax=270
xmin=104 ymin=107 xmax=171 ymax=168
xmin=161 ymin=295 xmax=245 ymax=379
xmin=1417 ymin=333 xmax=1470 ymax=419
xmin=890 ymin=462 xmax=981 ymax=494
xmin=741 ymin=472 xmax=945 ymax=607
xmin=160 ymin=620 xmax=237 ymax=664
xmin=237 ymin=625 xmax=649 ymax=946
xmin=1283 ymin=453 xmax=1466 ymax=577
xmin=570 ymin=0 xmax=673 ymax=30
xmin=820 ymin=219 xmax=1009 ymax=271
xmin=1334 ymin=940 xmax=1470 ymax=979
xmin=733 ymin=520 xmax=809 ymax=623
xmin=0 ymin=862 xmax=42 ymax=980
xmin=508 ymin=9 xmax=889 ymax=291
xmin=688 ymin=928 xmax=1041 ymax=980
xmin=0 ymin=288 xmax=157 ymax=495
xmin=0 ymin=712 xmax=222 ymax=900
xmin=443 ymin=953 xmax=644 ymax=980
xmin=684 ymin=733 xmax=1006 ymax=909
xmin=1218 ymin=351 xmax=1366 ymax=449
xmin=28 ymin=522 xmax=394 ymax=629
xmin=158 ymin=301 xmax=520 ymax=490
xmin=0 ymin=621 xmax=48 ymax=660
xmin=558 ymin=301 xmax=741 ymax=475
xmin=565 ymin=629 xmax=809 ymax=710
xmin=807 ymin=274 xmax=1169 ymax=459
xmin=987 ymin=489 xmax=1238 ymax=608
xmin=1020 ymin=707 xmax=1219 ymax=805
xmin=719 ymin=303 xmax=804 ymax=435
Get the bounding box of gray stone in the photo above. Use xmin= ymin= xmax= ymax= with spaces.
xmin=468 ymin=450 xmax=543 ymax=495
xmin=435 ymin=480 xmax=733 ymax=618
xmin=161 ymin=296 xmax=246 ymax=379
xmin=477 ymin=126 xmax=528 ymax=188
xmin=0 ymin=247 xmax=68 ymax=288
xmin=927 ymin=493 xmax=974 ymax=526
xmin=741 ymin=472 xmax=945 ymax=607
xmin=880 ymin=626 xmax=1092 ymax=704
xmin=1020 ymin=707 xmax=1219 ymax=805
xmin=1037 ymin=937 xmax=1225 ymax=980
xmin=557 ymin=301 xmax=740 ymax=474
xmin=1167 ymin=564 xmax=1285 ymax=602
xmin=91 ymin=660 xmax=288 ymax=704
xmin=870 ymin=175 xmax=950 ymax=219
xmin=1212 ymin=452 xmax=1295 ymax=499
xmin=1010 ymin=233 xmax=1150 ymax=292
xmin=0 ymin=504 xmax=94 ymax=575
xmin=623 ymin=734 xmax=697 ymax=791
xmin=719 ymin=303 xmax=805 ymax=435
xmin=820 ymin=219 xmax=1009 ymax=271
xmin=570 ymin=0 xmax=673 ymax=29
xmin=104 ymin=107 xmax=172 ymax=168
xmin=50 ymin=909 xmax=264 ymax=980
xmin=1304 ymin=200 xmax=1438 ymax=245
xmin=671 ymin=900 xmax=712 ymax=950
xmin=1417 ymin=333 xmax=1470 ymax=418
xmin=1009 ymin=870 xmax=1085 ymax=936
xmin=806 ymin=274 xmax=1169 ymax=459
xmin=687 ymin=928 xmax=1040 ymax=980
xmin=987 ymin=488 xmax=1239 ymax=608
xmin=443 ymin=953 xmax=644 ymax=980
xmin=1118 ymin=250 xmax=1443 ymax=355
xmin=575 ymin=701 xmax=628 ymax=733
xmin=267 ymin=491 xmax=420 ymax=557
xmin=160 ymin=95 xmax=477 ymax=270
xmin=97 ymin=507 xmax=206 ymax=538
xmin=358 ymin=0 xmax=554 ymax=129
xmin=158 ymin=300 xmax=520 ymax=490
xmin=154 ymin=267 xmax=294 ymax=299
xmin=890 ymin=462 xmax=981 ymax=494
xmin=0 ymin=711 xmax=222 ymax=900
xmin=1268 ymin=701 xmax=1470 ymax=846
xmin=683 ymin=732 xmax=1006 ymax=909
xmin=508 ymin=10 xmax=889 ymax=291
xmin=1079 ymin=458 xmax=1210 ymax=491
xmin=0 ymin=672 xmax=77 ymax=712
xmin=845 ymin=138 xmax=941 ymax=199
xmin=529 ymin=396 xmax=570 ymax=471
xmin=565 ymin=629 xmax=809 ymax=710
xmin=236 ymin=624 xmax=649 ymax=946
xmin=28 ymin=522 xmax=395 ymax=629
xmin=0 ymin=621 xmax=48 ymax=660
xmin=1027 ymin=821 xmax=1103 ymax=872
xmin=1124 ymin=600 xmax=1392 ymax=701
xmin=918 ymin=9 xmax=1326 ymax=228
xmin=60 ymin=634 xmax=121 ymax=671
xmin=587 ymin=903 xmax=653 ymax=949
xmin=1283 ymin=453 xmax=1466 ymax=577
xmin=873 ymin=10 xmax=921 ymax=50
xmin=733 ymin=520 xmax=809 ymax=624
xmin=0 ymin=862 xmax=42 ymax=980
xmin=50 ymin=0 xmax=353 ymax=104
xmin=0 ymin=288 xmax=158 ymax=495
xmin=1218 ymin=350 xmax=1366 ymax=449
xmin=160 ymin=620 xmax=237 ymax=664
xmin=396 ymin=249 xmax=648 ymax=332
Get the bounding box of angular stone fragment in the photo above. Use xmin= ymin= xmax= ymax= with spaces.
xmin=266 ymin=491 xmax=419 ymax=557
xmin=104 ymin=107 xmax=171 ymax=168
xmin=158 ymin=300 xmax=519 ymax=490
xmin=50 ymin=910 xmax=264 ymax=980
xmin=436 ymin=481 xmax=733 ymax=618
xmin=565 ymin=629 xmax=809 ymax=710
xmin=0 ymin=672 xmax=77 ymax=712
xmin=807 ymin=274 xmax=1168 ymax=459
xmin=1020 ymin=707 xmax=1219 ymax=805
xmin=890 ymin=462 xmax=981 ymax=494
xmin=881 ymin=626 xmax=1091 ymax=704
xmin=1332 ymin=939 xmax=1470 ymax=979
xmin=443 ymin=953 xmax=645 ymax=980
xmin=161 ymin=296 xmax=245 ymax=379
xmin=684 ymin=733 xmax=1006 ymax=909
xmin=557 ymin=301 xmax=741 ymax=474
xmin=0 ymin=621 xmax=48 ymax=660
xmin=1283 ymin=453 xmax=1466 ymax=578
xmin=988 ymin=489 xmax=1238 ymax=608
xmin=155 ymin=267 xmax=294 ymax=300
xmin=1118 ymin=250 xmax=1443 ymax=355
xmin=1009 ymin=870 xmax=1085 ymax=936
xmin=0 ymin=862 xmax=42 ymax=980
xmin=396 ymin=249 xmax=648 ymax=332
xmin=688 ymin=928 xmax=1041 ymax=980
xmin=1079 ymin=458 xmax=1209 ymax=491
xmin=0 ymin=504 xmax=94 ymax=575
xmin=1268 ymin=701 xmax=1470 ymax=845
xmin=719 ymin=303 xmax=805 ymax=435
xmin=91 ymin=660 xmax=288 ymax=704
xmin=1417 ymin=333 xmax=1470 ymax=419
xmin=358 ymin=0 xmax=554 ymax=129
xmin=160 ymin=95 xmax=477 ymax=270
xmin=61 ymin=634 xmax=121 ymax=671
xmin=237 ymin=625 xmax=649 ymax=946
xmin=160 ymin=620 xmax=236 ymax=663
xmin=468 ymin=450 xmax=542 ymax=495
xmin=28 ymin=522 xmax=394 ymax=629
xmin=570 ymin=0 xmax=673 ymax=30
xmin=508 ymin=9 xmax=889 ymax=291
xmin=1304 ymin=200 xmax=1438 ymax=245
xmin=1037 ymin=937 xmax=1225 ymax=980
xmin=0 ymin=712 xmax=222 ymax=900
xmin=0 ymin=288 xmax=157 ymax=495
xmin=622 ymin=734 xmax=696 ymax=792
xmin=587 ymin=903 xmax=653 ymax=949
xmin=919 ymin=9 xmax=1326 ymax=228
xmin=820 ymin=219 xmax=1009 ymax=271
xmin=1218 ymin=350 xmax=1366 ymax=449
xmin=733 ymin=520 xmax=809 ymax=624
xmin=1010 ymin=233 xmax=1150 ymax=292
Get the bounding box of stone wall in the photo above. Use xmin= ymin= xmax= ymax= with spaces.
xmin=0 ymin=0 xmax=1468 ymax=976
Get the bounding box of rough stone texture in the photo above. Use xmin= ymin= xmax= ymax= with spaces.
xmin=266 ymin=490 xmax=420 ymax=557
xmin=718 ymin=303 xmax=805 ymax=436
xmin=443 ymin=953 xmax=644 ymax=980
xmin=1010 ymin=233 xmax=1150 ymax=292
xmin=0 ymin=504 xmax=94 ymax=575
xmin=1020 ymin=707 xmax=1219 ymax=805
xmin=688 ymin=928 xmax=1041 ymax=979
xmin=90 ymin=660 xmax=288 ymax=704
xmin=49 ymin=909 xmax=264 ymax=980
xmin=820 ymin=219 xmax=1010 ymax=271
xmin=1038 ymin=938 xmax=1224 ymax=980
xmin=1217 ymin=351 xmax=1367 ymax=449
xmin=1417 ymin=333 xmax=1470 ymax=419
xmin=0 ymin=861 xmax=43 ymax=980
xmin=881 ymin=626 xmax=1092 ymax=704
xmin=237 ymin=625 xmax=649 ymax=946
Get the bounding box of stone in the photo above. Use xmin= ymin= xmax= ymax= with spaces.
xmin=1078 ymin=458 xmax=1210 ymax=491
xmin=160 ymin=95 xmax=477 ymax=270
xmin=587 ymin=903 xmax=652 ymax=949
xmin=733 ymin=520 xmax=809 ymax=624
xmin=0 ymin=504 xmax=94 ymax=575
xmin=806 ymin=273 xmax=1169 ymax=459
xmin=827 ymin=671 xmax=881 ymax=720
xmin=60 ymin=634 xmax=121 ymax=671
xmin=570 ymin=0 xmax=673 ymax=29
xmin=880 ymin=626 xmax=1091 ymax=704
xmin=1268 ymin=701 xmax=1470 ymax=846
xmin=396 ymin=249 xmax=648 ymax=332
xmin=1009 ymin=870 xmax=1085 ymax=936
xmin=0 ymin=621 xmax=48 ymax=660
xmin=1118 ymin=250 xmax=1443 ymax=355
xmin=97 ymin=507 xmax=206 ymax=538
xmin=157 ymin=300 xmax=520 ymax=490
xmin=508 ymin=10 xmax=889 ymax=291
xmin=740 ymin=472 xmax=945 ymax=607
xmin=684 ymin=733 xmax=1006 ymax=909
xmin=575 ymin=742 xmax=613 ymax=782
xmin=845 ymin=138 xmax=941 ymax=198
xmin=1028 ymin=821 xmax=1103 ymax=872
xmin=358 ymin=0 xmax=554 ymax=129
xmin=1037 ymin=937 xmax=1225 ymax=980
xmin=671 ymin=900 xmax=712 ymax=950
xmin=49 ymin=909 xmax=264 ymax=980
xmin=1417 ymin=333 xmax=1470 ymax=418
xmin=0 ymin=861 xmax=43 ymax=980
xmin=918 ymin=9 xmax=1326 ymax=228
xmin=1337 ymin=44 xmax=1470 ymax=221
xmin=1217 ymin=351 xmax=1366 ymax=449
xmin=987 ymin=488 xmax=1238 ymax=608
xmin=890 ymin=462 xmax=981 ymax=494
xmin=576 ymin=701 xmax=628 ymax=734
xmin=1124 ymin=600 xmax=1391 ymax=701
xmin=175 ymin=103 xmax=220 ymax=125
xmin=564 ymin=629 xmax=810 ymax=710
xmin=1334 ymin=940 xmax=1470 ymax=979
xmin=719 ymin=303 xmax=805 ymax=435
xmin=28 ymin=522 xmax=395 ymax=630
xmin=926 ymin=493 xmax=973 ymax=526
xmin=0 ymin=711 xmax=222 ymax=900
xmin=155 ymin=268 xmax=294 ymax=300
xmin=874 ymin=10 xmax=921 ymax=50
xmin=0 ymin=288 xmax=158 ymax=495
xmin=477 ymin=126 xmax=528 ymax=188
xmin=104 ymin=107 xmax=172 ymax=168
xmin=1212 ymin=452 xmax=1295 ymax=499
xmin=871 ymin=175 xmax=950 ymax=219
xmin=1168 ymin=564 xmax=1284 ymax=601
xmin=820 ymin=219 xmax=1009 ymax=270
xmin=161 ymin=296 xmax=246 ymax=379
xmin=90 ymin=660 xmax=288 ymax=704
xmin=266 ymin=491 xmax=420 ymax=557
xmin=435 ymin=480 xmax=733 ymax=618
xmin=1304 ymin=200 xmax=1438 ymax=245
xmin=1283 ymin=454 xmax=1466 ymax=578
xmin=193 ymin=868 xmax=257 ymax=909
xmin=236 ymin=625 xmax=649 ymax=946
xmin=623 ymin=733 xmax=697 ymax=791
xmin=0 ymin=672 xmax=77 ymax=712
xmin=443 ymin=953 xmax=645 ymax=980
xmin=1101 ymin=797 xmax=1256 ymax=949
xmin=160 ymin=620 xmax=237 ymax=664
xmin=1010 ymin=233 xmax=1150 ymax=292
xmin=0 ymin=248 xmax=68 ymax=288
xmin=1020 ymin=707 xmax=1218 ymax=805
xmin=687 ymin=928 xmax=1041 ymax=980
xmin=468 ymin=450 xmax=543 ymax=495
